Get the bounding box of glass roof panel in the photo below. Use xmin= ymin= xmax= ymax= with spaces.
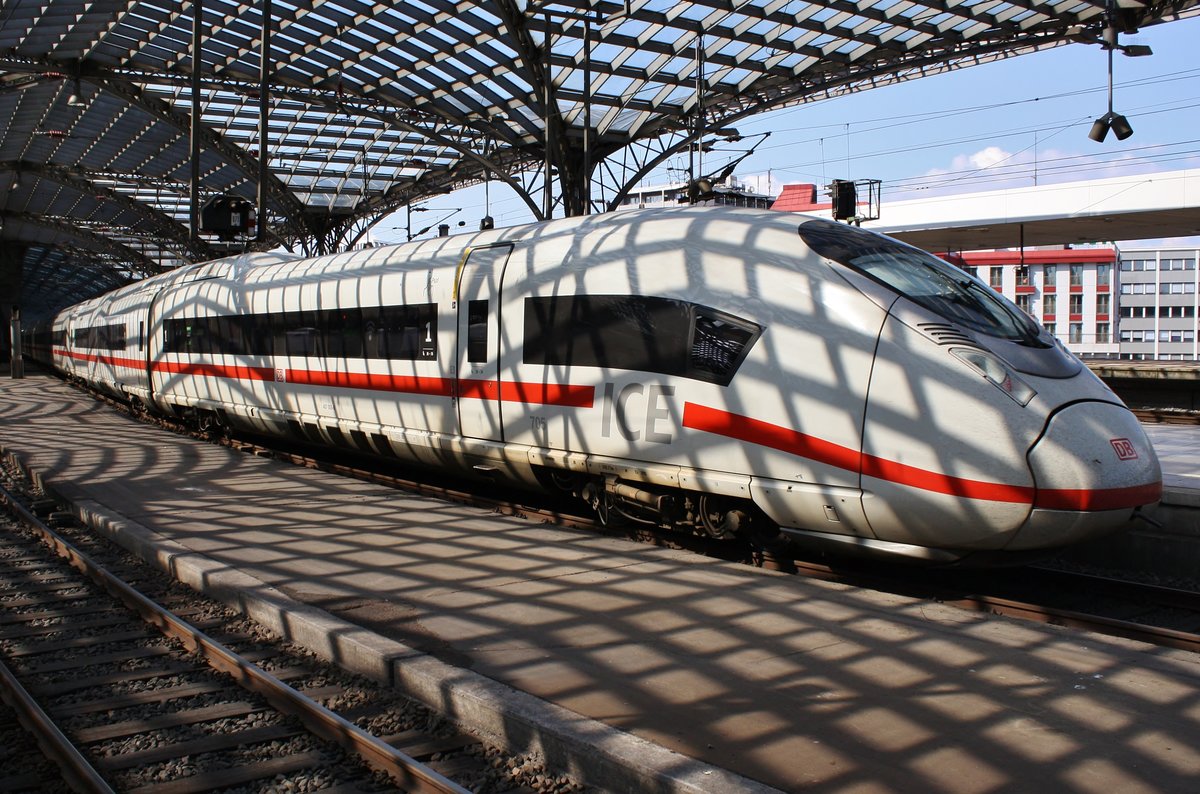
xmin=1 ymin=0 xmax=1195 ymax=316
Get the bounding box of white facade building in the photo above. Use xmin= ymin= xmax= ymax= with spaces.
xmin=1117 ymin=247 xmax=1200 ymax=360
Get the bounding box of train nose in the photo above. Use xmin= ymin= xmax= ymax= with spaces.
xmin=1006 ymin=401 xmax=1162 ymax=551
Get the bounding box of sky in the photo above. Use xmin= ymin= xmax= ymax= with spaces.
xmin=373 ymin=13 xmax=1200 ymax=249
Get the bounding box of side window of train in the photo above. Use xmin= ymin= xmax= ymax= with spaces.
xmin=361 ymin=306 xmax=381 ymax=358
xmin=523 ymin=295 xmax=760 ymax=386
xmin=73 ymin=323 xmax=127 ymax=350
xmin=246 ymin=314 xmax=271 ymax=355
xmin=108 ymin=323 xmax=127 ymax=350
xmin=325 ymin=308 xmax=363 ymax=358
xmin=690 ymin=310 xmax=759 ymax=383
xmin=467 ymin=300 xmax=488 ymax=363
xmin=190 ymin=317 xmax=212 ymax=356
xmin=164 ymin=305 xmax=440 ymax=361
xmin=286 ymin=310 xmax=321 ymax=358
xmin=271 ymin=312 xmax=293 ymax=356
xmin=164 ymin=319 xmax=185 ymax=353
xmin=378 ymin=303 xmax=437 ymax=360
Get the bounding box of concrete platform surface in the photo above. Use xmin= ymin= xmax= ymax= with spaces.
xmin=3 ymin=372 xmax=1200 ymax=793
xmin=1143 ymin=423 xmax=1200 ymax=494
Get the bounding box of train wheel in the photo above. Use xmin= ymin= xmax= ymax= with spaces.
xmin=197 ymin=411 xmax=226 ymax=440
xmin=699 ymin=495 xmax=745 ymax=540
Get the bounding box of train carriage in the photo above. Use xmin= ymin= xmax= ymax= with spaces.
xmin=41 ymin=207 xmax=1162 ymax=563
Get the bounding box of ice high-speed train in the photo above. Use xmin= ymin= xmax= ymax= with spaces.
xmin=28 ymin=207 xmax=1161 ymax=563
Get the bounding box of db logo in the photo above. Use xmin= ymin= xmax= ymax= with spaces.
xmin=1110 ymin=438 xmax=1138 ymax=461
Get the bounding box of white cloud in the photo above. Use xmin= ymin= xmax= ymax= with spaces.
xmin=954 ymin=145 xmax=1014 ymax=171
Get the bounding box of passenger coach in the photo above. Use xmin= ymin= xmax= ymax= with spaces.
xmin=35 ymin=207 xmax=1162 ymax=563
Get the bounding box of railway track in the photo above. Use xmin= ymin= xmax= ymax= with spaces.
xmin=0 ymin=464 xmax=577 ymax=793
xmin=932 ymin=563 xmax=1200 ymax=652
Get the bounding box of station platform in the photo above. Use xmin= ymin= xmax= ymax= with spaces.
xmin=3 ymin=371 xmax=1200 ymax=793
xmin=1141 ymin=423 xmax=1200 ymax=494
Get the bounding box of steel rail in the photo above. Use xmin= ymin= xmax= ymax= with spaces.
xmin=0 ymin=480 xmax=471 ymax=794
xmin=0 ymin=656 xmax=115 ymax=794
xmin=937 ymin=592 xmax=1200 ymax=654
xmin=779 ymin=555 xmax=1200 ymax=655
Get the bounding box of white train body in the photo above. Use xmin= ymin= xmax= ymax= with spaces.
xmin=41 ymin=207 xmax=1161 ymax=563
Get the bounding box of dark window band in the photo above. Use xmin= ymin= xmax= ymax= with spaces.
xmin=73 ymin=323 xmax=127 ymax=350
xmin=523 ymin=295 xmax=760 ymax=386
xmin=164 ymin=304 xmax=438 ymax=361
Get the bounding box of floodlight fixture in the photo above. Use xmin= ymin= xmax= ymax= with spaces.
xmin=65 ymin=77 xmax=88 ymax=107
xmin=1109 ymin=113 xmax=1133 ymax=140
xmin=1088 ymin=111 xmax=1133 ymax=143
xmin=1088 ymin=3 xmax=1148 ymax=143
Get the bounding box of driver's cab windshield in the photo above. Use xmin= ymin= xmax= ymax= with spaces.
xmin=798 ymin=219 xmax=1044 ymax=345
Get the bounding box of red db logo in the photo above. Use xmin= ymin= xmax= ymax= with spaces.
xmin=1110 ymin=438 xmax=1138 ymax=461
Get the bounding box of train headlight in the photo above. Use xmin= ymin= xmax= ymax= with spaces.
xmin=950 ymin=347 xmax=1037 ymax=406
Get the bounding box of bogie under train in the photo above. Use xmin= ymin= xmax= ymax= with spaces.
xmin=26 ymin=207 xmax=1161 ymax=563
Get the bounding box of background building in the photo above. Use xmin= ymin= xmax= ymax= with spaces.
xmin=618 ymin=177 xmax=775 ymax=210
xmin=1116 ymin=248 xmax=1200 ymax=360
xmin=956 ymin=249 xmax=1117 ymax=358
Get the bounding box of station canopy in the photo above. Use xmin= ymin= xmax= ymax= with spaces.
xmin=2 ymin=0 xmax=1198 ymax=318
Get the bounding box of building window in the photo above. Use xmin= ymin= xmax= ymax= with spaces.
xmin=1158 ymin=305 xmax=1196 ymax=318
xmin=1069 ymin=294 xmax=1083 ymax=315
xmin=1097 ymin=264 xmax=1111 ymax=286
xmin=1016 ymin=294 xmax=1032 ymax=314
xmin=1043 ymin=264 xmax=1057 ymax=285
xmin=989 ymin=268 xmax=1003 ymax=288
xmin=1070 ymin=265 xmax=1084 ymax=287
xmin=1069 ymin=323 xmax=1084 ymax=344
xmin=1043 ymin=294 xmax=1056 ymax=316
xmin=1122 ymin=259 xmax=1156 ymax=271
xmin=1043 ymin=322 xmax=1056 ymax=335
xmin=1096 ymin=322 xmax=1110 ymax=344
xmin=1016 ymin=266 xmax=1031 ymax=287
xmin=1161 ymin=258 xmax=1197 ymax=271
xmin=1096 ymin=294 xmax=1110 ymax=315
xmin=1160 ymin=282 xmax=1197 ymax=295
xmin=962 ymin=266 xmax=977 ymax=279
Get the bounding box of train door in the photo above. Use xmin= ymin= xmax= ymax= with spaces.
xmin=455 ymin=244 xmax=513 ymax=441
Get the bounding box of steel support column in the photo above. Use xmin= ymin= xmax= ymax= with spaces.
xmin=190 ymin=0 xmax=203 ymax=241
xmin=258 ymin=0 xmax=272 ymax=243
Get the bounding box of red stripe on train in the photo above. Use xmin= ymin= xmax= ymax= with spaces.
xmin=58 ymin=349 xmax=143 ymax=369
xmin=1033 ymin=482 xmax=1162 ymax=511
xmin=56 ymin=349 xmax=593 ymax=407
xmin=682 ymin=402 xmax=1158 ymax=511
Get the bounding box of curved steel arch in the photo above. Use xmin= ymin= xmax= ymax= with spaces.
xmin=6 ymin=211 xmax=161 ymax=276
xmin=1 ymin=159 xmax=214 ymax=261
xmin=0 ymin=0 xmax=1196 ymax=316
